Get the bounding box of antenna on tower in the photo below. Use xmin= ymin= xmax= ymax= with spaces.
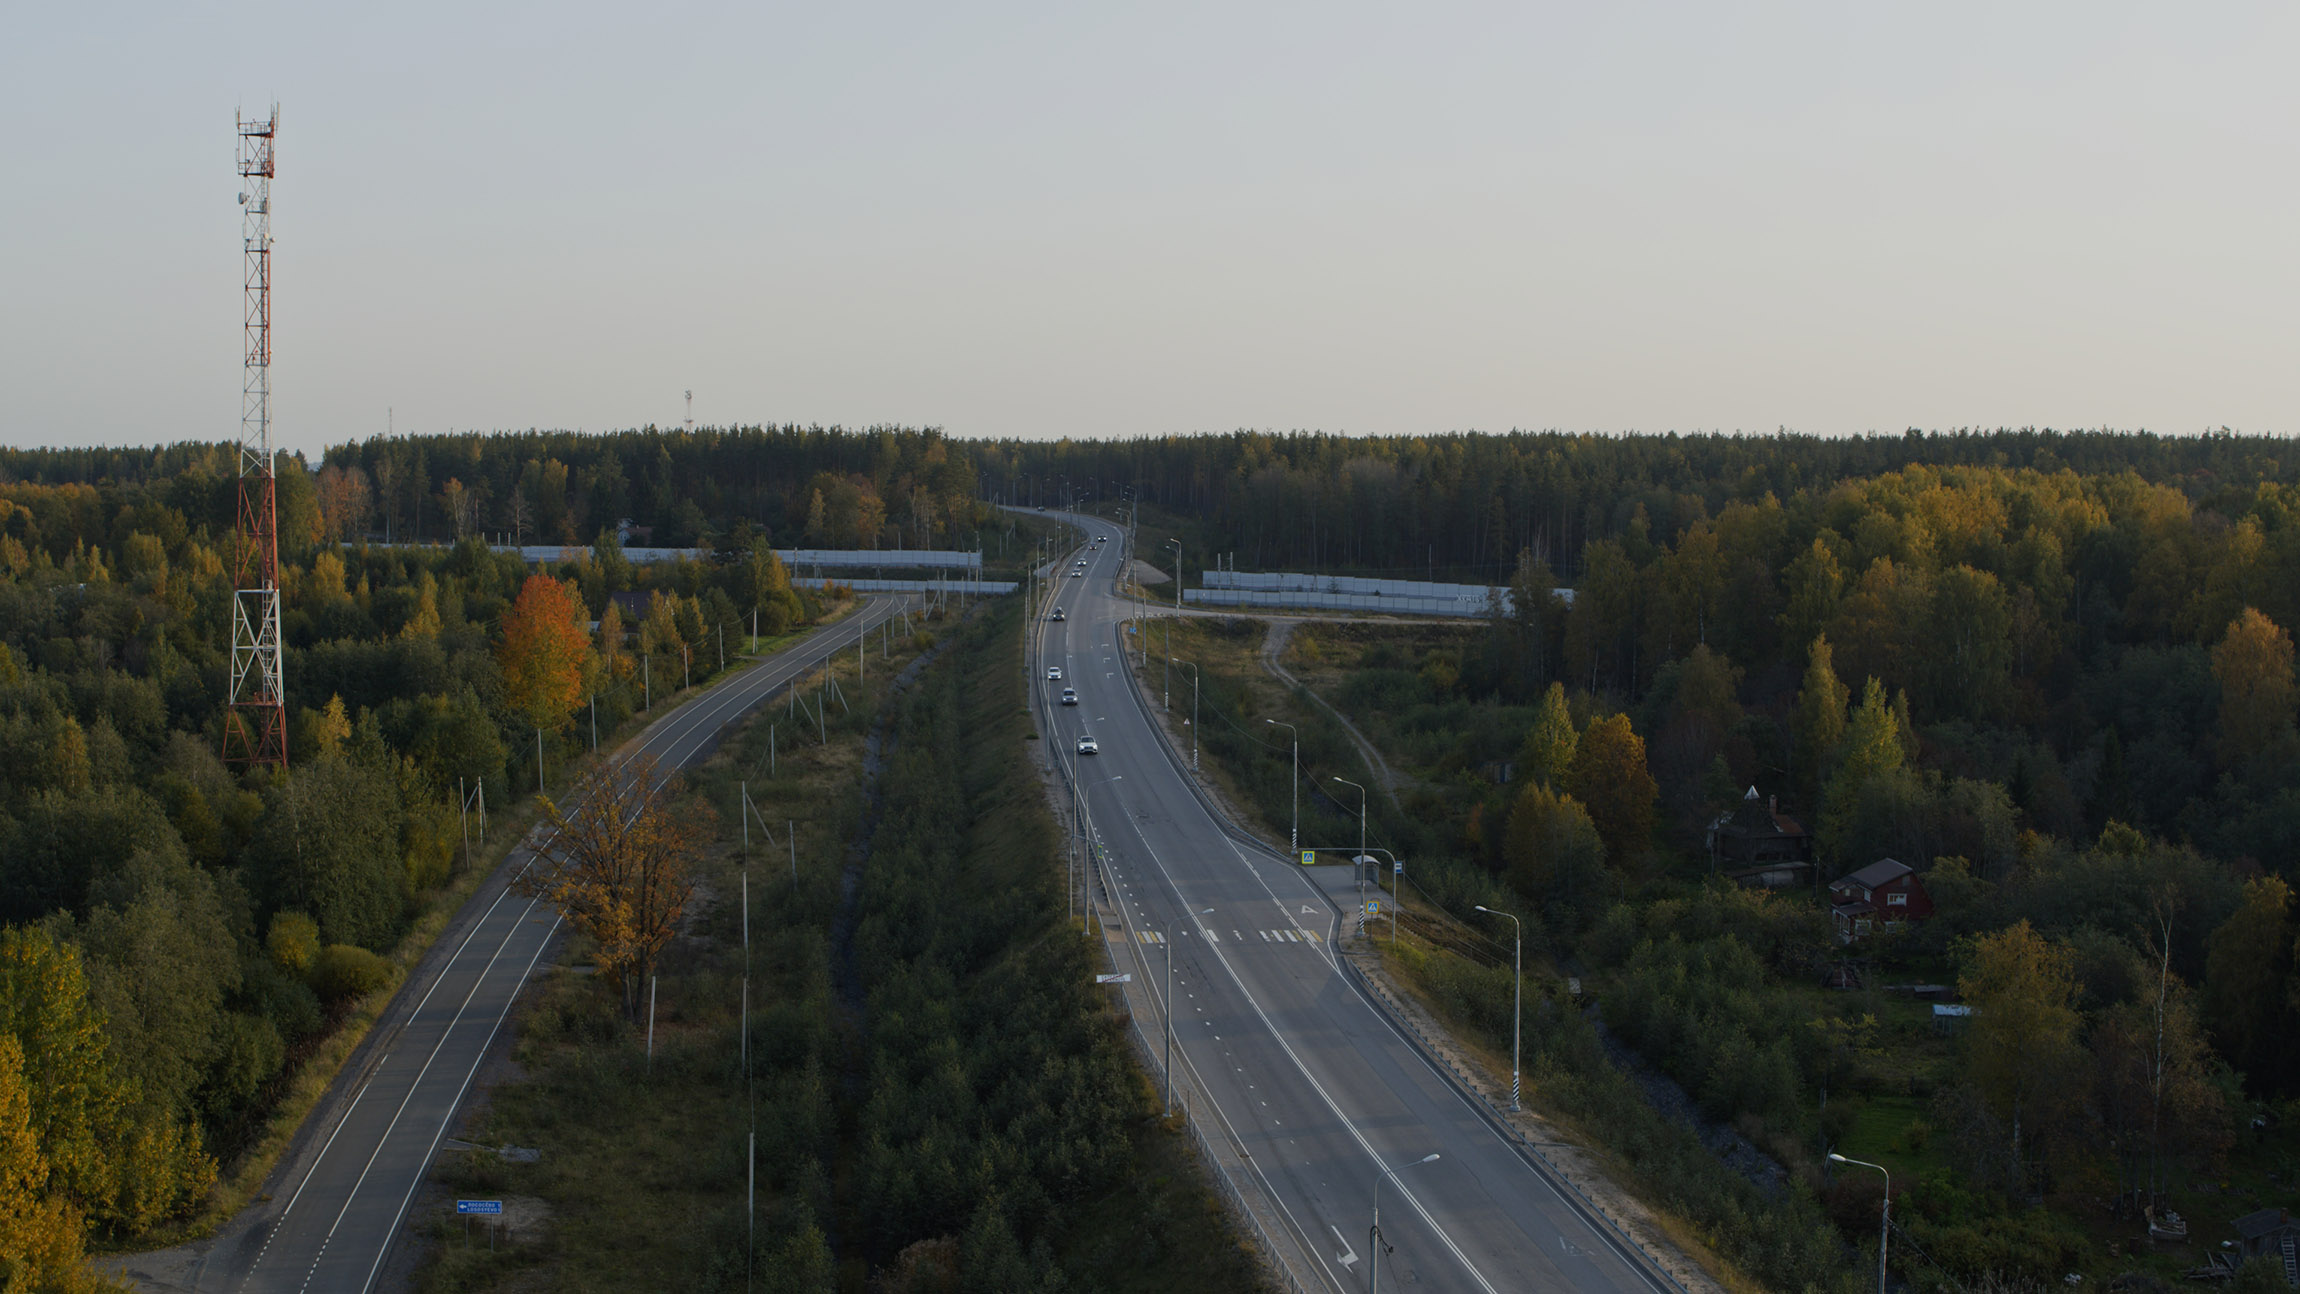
xmin=685 ymin=390 xmax=694 ymax=433
xmin=224 ymin=105 xmax=287 ymax=771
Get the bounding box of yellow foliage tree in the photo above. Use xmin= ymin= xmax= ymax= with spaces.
xmin=399 ymin=570 xmax=443 ymax=640
xmin=1565 ymin=713 xmax=1657 ymax=863
xmin=1960 ymin=920 xmax=2084 ymax=1182
xmin=1514 ymin=682 xmax=1577 ymax=790
xmin=0 ymin=927 xmax=214 ymax=1235
xmin=2211 ymin=607 xmax=2296 ymax=767
xmin=0 ymin=1035 xmax=104 ymax=1293
xmin=596 ymin=599 xmax=631 ymax=682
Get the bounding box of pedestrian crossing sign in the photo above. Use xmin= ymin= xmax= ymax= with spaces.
xmin=1299 ymin=850 xmax=1315 ymax=866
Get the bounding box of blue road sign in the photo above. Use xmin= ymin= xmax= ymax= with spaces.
xmin=1394 ymin=861 xmax=1403 ymax=873
xmin=456 ymin=1200 xmax=503 ymax=1216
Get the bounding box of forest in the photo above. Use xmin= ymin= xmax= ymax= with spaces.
xmin=0 ymin=426 xmax=987 ymax=1284
xmin=3 ymin=423 xmax=2297 ymax=1288
xmin=1078 ymin=430 xmax=2300 ymax=1287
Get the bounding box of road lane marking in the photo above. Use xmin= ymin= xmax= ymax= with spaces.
xmin=361 ymin=911 xmax=564 ymax=1294
xmin=1076 ymin=672 xmax=1507 ymax=1294
xmin=261 ymin=599 xmax=911 ymax=1292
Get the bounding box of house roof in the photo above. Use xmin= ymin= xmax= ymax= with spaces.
xmin=1837 ymin=858 xmax=1915 ymax=891
xmin=1720 ymin=787 xmax=1808 ymax=840
xmin=2233 ymin=1207 xmax=2298 ymax=1239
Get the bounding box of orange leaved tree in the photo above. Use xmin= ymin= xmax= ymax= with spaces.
xmin=499 ymin=574 xmax=590 ymax=788
xmin=519 ymin=753 xmax=706 ymax=1020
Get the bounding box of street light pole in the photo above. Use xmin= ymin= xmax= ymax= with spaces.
xmin=1475 ymin=905 xmax=1523 ymax=1111
xmin=1163 ymin=539 xmax=1180 ymax=711
xmin=1333 ymin=776 xmax=1367 ymax=915
xmin=1371 ymin=1152 xmax=1440 ymax=1294
xmin=1163 ymin=921 xmax=1173 ymax=1118
xmin=1178 ymin=660 xmax=1199 ymax=771
xmin=1265 ymin=720 xmax=1298 ymax=852
xmin=1830 ymin=1153 xmax=1890 ymax=1294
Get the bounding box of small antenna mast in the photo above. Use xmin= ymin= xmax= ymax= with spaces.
xmin=685 ymin=390 xmax=694 ymax=433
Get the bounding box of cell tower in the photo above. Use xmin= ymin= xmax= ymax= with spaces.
xmin=684 ymin=389 xmax=694 ymax=432
xmin=224 ymin=107 xmax=287 ymax=771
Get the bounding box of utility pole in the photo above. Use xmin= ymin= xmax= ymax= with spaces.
xmin=1477 ymin=905 xmax=1523 ymax=1111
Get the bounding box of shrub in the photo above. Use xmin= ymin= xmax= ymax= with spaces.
xmin=267 ymin=911 xmax=320 ymax=977
xmin=309 ymin=943 xmax=393 ymax=1003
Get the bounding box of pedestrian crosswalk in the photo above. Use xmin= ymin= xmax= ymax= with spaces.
xmin=1129 ymin=927 xmax=1322 ymax=945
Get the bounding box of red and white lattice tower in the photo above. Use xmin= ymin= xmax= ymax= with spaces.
xmin=224 ymin=107 xmax=287 ymax=771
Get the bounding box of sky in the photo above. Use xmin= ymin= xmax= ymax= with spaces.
xmin=4 ymin=2 xmax=2296 ymax=455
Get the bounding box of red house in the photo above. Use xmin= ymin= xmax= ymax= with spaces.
xmin=1829 ymin=858 xmax=1934 ymax=942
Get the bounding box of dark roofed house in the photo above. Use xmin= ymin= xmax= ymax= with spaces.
xmin=1829 ymin=858 xmax=1934 ymax=943
xmin=2231 ymin=1208 xmax=2299 ymax=1287
xmin=1707 ymin=786 xmax=1814 ymax=888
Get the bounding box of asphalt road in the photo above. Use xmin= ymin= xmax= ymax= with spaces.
xmin=187 ymin=597 xmax=910 ymax=1294
xmin=1029 ymin=514 xmax=1675 ymax=1294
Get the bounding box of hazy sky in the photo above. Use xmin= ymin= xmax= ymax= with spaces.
xmin=5 ymin=2 xmax=2295 ymax=455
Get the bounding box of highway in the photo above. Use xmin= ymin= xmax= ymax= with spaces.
xmin=1028 ymin=512 xmax=1676 ymax=1294
xmin=188 ymin=597 xmax=910 ymax=1294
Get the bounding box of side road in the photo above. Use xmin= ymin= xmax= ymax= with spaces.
xmin=107 ymin=597 xmax=909 ymax=1294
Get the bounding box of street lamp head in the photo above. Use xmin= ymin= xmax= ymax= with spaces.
xmin=1475 ymin=905 xmax=1492 ymax=913
xmin=1828 ymin=1153 xmax=1849 ymax=1164
xmin=1416 ymin=1153 xmax=1440 ymax=1165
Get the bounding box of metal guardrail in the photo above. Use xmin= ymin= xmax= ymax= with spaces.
xmin=1335 ymin=946 xmax=1695 ymax=1294
xmin=1183 ymin=587 xmax=1496 ymax=618
xmin=791 ymin=576 xmax=1017 ymax=595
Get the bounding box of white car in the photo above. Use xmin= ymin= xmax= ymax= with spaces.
xmin=1047 ymin=666 xmax=1063 ymax=680
xmin=1060 ymin=687 xmax=1078 ymax=706
xmin=1077 ymin=734 xmax=1099 ymax=755
xmin=1071 ymin=568 xmax=1083 ymax=578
